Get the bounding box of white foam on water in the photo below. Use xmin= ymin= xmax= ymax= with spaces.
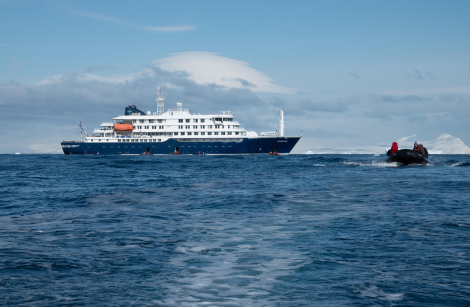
xmin=341 ymin=161 xmax=365 ymax=166
xmin=341 ymin=161 xmax=399 ymax=167
xmin=450 ymin=162 xmax=463 ymax=167
xmin=371 ymin=161 xmax=399 ymax=167
xmin=313 ymin=164 xmax=325 ymax=167
xmin=163 ymin=218 xmax=308 ymax=306
xmin=359 ymin=285 xmax=404 ymax=301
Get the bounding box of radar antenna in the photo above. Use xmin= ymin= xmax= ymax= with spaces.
xmin=156 ymin=86 xmax=165 ymax=115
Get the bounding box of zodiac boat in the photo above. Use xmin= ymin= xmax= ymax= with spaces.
xmin=386 ymin=149 xmax=429 ymax=165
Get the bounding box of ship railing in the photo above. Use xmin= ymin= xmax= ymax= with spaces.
xmin=260 ymin=131 xmax=278 ymax=136
xmin=167 ymin=108 xmax=189 ymax=113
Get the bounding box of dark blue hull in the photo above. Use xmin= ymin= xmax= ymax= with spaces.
xmin=61 ymin=137 xmax=300 ymax=155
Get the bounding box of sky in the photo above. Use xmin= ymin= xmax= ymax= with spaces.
xmin=1 ymin=0 xmax=470 ymax=153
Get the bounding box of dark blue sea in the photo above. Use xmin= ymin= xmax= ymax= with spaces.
xmin=1 ymin=154 xmax=470 ymax=306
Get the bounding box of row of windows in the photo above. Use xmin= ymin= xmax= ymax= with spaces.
xmin=133 ymin=119 xmax=166 ymax=124
xmin=135 ymin=126 xmax=165 ymax=129
xmin=178 ymin=119 xmax=206 ymax=123
xmin=90 ymin=138 xmax=244 ymax=145
xmin=91 ymin=136 xmax=244 ymax=143
xmin=135 ymin=125 xmax=240 ymax=130
xmin=132 ymin=117 xmax=233 ymax=124
xmin=131 ymin=118 xmax=233 ymax=124
xmin=175 ymin=131 xmax=238 ymax=136
xmin=90 ymin=131 xmax=244 ymax=142
xmin=117 ymin=139 xmax=161 ymax=143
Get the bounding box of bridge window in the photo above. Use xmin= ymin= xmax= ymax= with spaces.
xmin=185 ymin=119 xmax=190 ymax=123
xmin=178 ymin=119 xmax=183 ymax=123
xmin=193 ymin=119 xmax=198 ymax=123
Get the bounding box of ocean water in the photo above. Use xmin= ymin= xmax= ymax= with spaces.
xmin=1 ymin=154 xmax=470 ymax=306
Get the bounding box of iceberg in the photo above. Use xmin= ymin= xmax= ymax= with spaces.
xmin=425 ymin=134 xmax=470 ymax=154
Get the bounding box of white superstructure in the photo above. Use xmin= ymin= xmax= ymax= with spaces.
xmin=87 ymin=89 xmax=253 ymax=143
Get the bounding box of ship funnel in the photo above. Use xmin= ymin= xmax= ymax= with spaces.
xmin=279 ymin=109 xmax=284 ymax=136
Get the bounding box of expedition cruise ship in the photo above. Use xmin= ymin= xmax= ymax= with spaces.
xmin=61 ymin=88 xmax=301 ymax=155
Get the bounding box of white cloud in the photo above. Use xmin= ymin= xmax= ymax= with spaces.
xmin=62 ymin=5 xmax=195 ymax=33
xmin=0 ymin=44 xmax=8 ymax=47
xmin=36 ymin=52 xmax=296 ymax=94
xmin=397 ymin=134 xmax=417 ymax=142
xmin=154 ymin=52 xmax=297 ymax=94
xmin=383 ymin=86 xmax=470 ymax=96
xmin=36 ymin=69 xmax=155 ymax=85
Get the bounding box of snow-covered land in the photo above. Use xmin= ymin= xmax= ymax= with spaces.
xmin=425 ymin=134 xmax=470 ymax=154
xmin=304 ymin=133 xmax=470 ymax=154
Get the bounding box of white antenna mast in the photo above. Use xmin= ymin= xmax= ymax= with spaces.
xmin=279 ymin=109 xmax=284 ymax=136
xmin=156 ymin=86 xmax=165 ymax=115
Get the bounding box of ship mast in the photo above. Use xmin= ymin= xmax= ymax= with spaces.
xmin=79 ymin=121 xmax=89 ymax=142
xmin=156 ymin=86 xmax=165 ymax=115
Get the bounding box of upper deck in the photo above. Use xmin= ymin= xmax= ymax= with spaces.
xmin=76 ymin=88 xmax=291 ymax=144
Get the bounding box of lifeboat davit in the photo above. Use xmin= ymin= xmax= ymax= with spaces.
xmin=114 ymin=123 xmax=133 ymax=132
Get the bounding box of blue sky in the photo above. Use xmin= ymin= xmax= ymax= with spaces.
xmin=1 ymin=0 xmax=470 ymax=153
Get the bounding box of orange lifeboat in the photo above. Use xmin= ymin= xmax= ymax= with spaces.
xmin=114 ymin=123 xmax=133 ymax=132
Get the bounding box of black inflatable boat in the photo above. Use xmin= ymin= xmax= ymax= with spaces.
xmin=386 ymin=149 xmax=429 ymax=165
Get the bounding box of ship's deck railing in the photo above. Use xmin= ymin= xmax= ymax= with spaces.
xmin=167 ymin=108 xmax=189 ymax=113
xmin=93 ymin=128 xmax=112 ymax=132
